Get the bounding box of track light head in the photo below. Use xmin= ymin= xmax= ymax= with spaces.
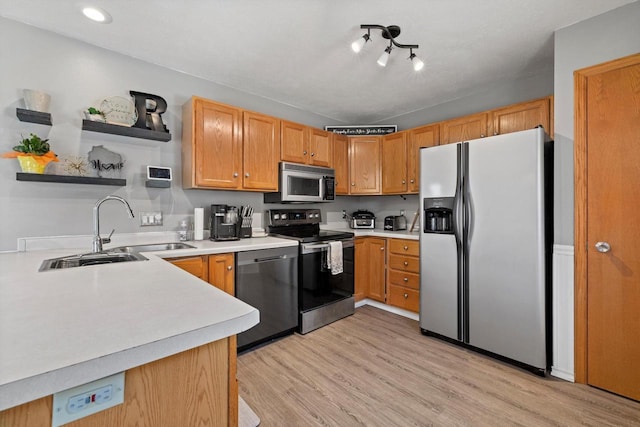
xmin=377 ymin=45 xmax=393 ymax=67
xmin=409 ymin=50 xmax=425 ymax=71
xmin=351 ymin=32 xmax=371 ymax=53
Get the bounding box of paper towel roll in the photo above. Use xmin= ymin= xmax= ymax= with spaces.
xmin=194 ymin=208 xmax=204 ymax=240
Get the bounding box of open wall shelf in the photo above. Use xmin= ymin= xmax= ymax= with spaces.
xmin=16 ymin=108 xmax=52 ymax=126
xmin=16 ymin=173 xmax=126 ymax=186
xmin=81 ymin=120 xmax=171 ymax=142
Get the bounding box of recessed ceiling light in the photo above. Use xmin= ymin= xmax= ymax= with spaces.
xmin=82 ymin=6 xmax=112 ymax=24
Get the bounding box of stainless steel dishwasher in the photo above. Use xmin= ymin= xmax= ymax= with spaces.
xmin=236 ymin=246 xmax=298 ymax=352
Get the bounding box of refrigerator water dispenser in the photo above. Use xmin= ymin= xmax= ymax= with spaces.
xmin=423 ymin=197 xmax=454 ymax=233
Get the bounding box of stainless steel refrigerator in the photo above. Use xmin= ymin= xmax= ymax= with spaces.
xmin=419 ymin=127 xmax=552 ymax=375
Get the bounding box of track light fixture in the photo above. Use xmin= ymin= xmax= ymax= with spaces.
xmin=352 ymin=24 xmax=423 ymax=71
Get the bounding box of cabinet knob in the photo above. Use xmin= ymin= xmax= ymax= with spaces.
xmin=303 ymin=150 xmax=308 ymax=155
xmin=403 ymin=277 xmax=409 ymax=282
xmin=494 ymin=131 xmax=499 ymax=136
xmin=311 ymin=152 xmax=315 ymax=157
xmin=480 ymin=134 xmax=486 ymax=138
xmin=403 ymin=293 xmax=409 ymax=299
xmin=404 ymin=261 xmax=409 ymax=266
xmin=403 ymin=246 xmax=408 ymax=250
xmin=410 ymin=179 xmax=415 ymax=183
xmin=402 ymin=180 xmax=406 ymax=184
xmin=227 ymin=266 xmax=232 ymax=271
xmin=233 ymin=172 xmax=238 ymax=177
xmin=380 ymin=247 xmax=385 ymax=251
xmin=351 ymin=183 xmax=355 ymax=186
xmin=245 ymin=173 xmax=250 ymax=178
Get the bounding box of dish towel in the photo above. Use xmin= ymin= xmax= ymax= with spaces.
xmin=328 ymin=241 xmax=343 ymax=275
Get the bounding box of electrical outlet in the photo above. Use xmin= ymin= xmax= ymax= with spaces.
xmin=140 ymin=211 xmax=163 ymax=226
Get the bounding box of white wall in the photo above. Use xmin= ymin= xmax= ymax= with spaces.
xmin=553 ymin=1 xmax=640 ymax=245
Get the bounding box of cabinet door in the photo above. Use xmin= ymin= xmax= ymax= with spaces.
xmin=332 ymin=133 xmax=349 ymax=195
xmin=407 ymin=124 xmax=439 ymax=193
xmin=440 ymin=112 xmax=488 ymax=144
xmin=208 ymin=253 xmax=235 ymax=294
xmin=367 ymin=238 xmax=387 ymax=302
xmin=349 ymin=136 xmax=381 ymax=194
xmin=489 ymin=97 xmax=551 ymax=136
xmin=353 ymin=238 xmax=367 ymax=301
xmin=381 ymin=132 xmax=408 ymax=194
xmin=281 ymin=120 xmax=308 ymax=164
xmin=186 ymin=98 xmax=242 ymax=189
xmin=168 ymin=255 xmax=209 ymax=281
xmin=243 ymin=111 xmax=280 ymax=191
xmin=308 ymin=128 xmax=332 ymax=167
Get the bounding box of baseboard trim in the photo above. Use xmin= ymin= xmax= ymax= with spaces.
xmin=356 ymin=299 xmax=419 ymax=321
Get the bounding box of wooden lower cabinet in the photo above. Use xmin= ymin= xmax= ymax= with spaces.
xmin=354 ymin=237 xmax=420 ymax=312
xmin=0 ymin=338 xmax=236 ymax=427
xmin=167 ymin=255 xmax=209 ymax=281
xmin=208 ymin=253 xmax=235 ymax=294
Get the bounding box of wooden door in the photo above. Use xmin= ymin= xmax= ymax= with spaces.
xmin=242 ymin=111 xmax=280 ymax=191
xmin=185 ymin=98 xmax=242 ymax=189
xmin=407 ymin=124 xmax=439 ymax=193
xmin=281 ymin=120 xmax=308 ymax=164
xmin=209 ymin=253 xmax=235 ymax=294
xmin=575 ymin=53 xmax=640 ymax=401
xmin=490 ymin=97 xmax=551 ymax=136
xmin=308 ymin=128 xmax=332 ymax=167
xmin=349 ymin=136 xmax=381 ymax=194
xmin=381 ymin=132 xmax=408 ymax=194
xmin=332 ymin=133 xmax=349 ymax=194
xmin=440 ymin=112 xmax=488 ymax=145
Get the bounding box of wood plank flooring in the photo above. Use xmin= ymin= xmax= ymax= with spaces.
xmin=237 ymin=306 xmax=640 ymax=426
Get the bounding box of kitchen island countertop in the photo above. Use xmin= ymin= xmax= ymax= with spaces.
xmin=0 ymin=236 xmax=297 ymax=411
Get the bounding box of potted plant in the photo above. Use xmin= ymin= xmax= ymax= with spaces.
xmin=1 ymin=133 xmax=58 ymax=174
xmin=85 ymin=107 xmax=106 ymax=122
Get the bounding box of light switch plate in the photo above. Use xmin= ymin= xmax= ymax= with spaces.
xmin=140 ymin=211 xmax=163 ymax=226
xmin=52 ymin=372 xmax=125 ymax=427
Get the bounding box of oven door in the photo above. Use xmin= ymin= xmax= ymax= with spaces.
xmin=299 ymin=240 xmax=354 ymax=312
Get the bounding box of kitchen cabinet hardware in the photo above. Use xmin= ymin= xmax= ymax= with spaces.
xmin=303 ymin=150 xmax=307 ymax=155
xmin=82 ymin=120 xmax=171 ymax=142
xmin=404 ymin=293 xmax=409 ymax=298
xmin=233 ymin=172 xmax=238 ymax=177
xmin=16 ymin=108 xmax=52 ymax=126
xmin=311 ymin=152 xmax=315 ymax=156
xmin=404 ymin=245 xmax=409 ymax=250
xmin=16 ymin=172 xmax=126 ymax=186
xmin=404 ymin=277 xmax=409 ymax=282
xmin=245 ymin=172 xmax=250 ymax=177
xmin=227 ymin=265 xmax=232 ymax=270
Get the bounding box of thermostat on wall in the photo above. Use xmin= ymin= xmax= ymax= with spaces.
xmin=146 ymin=165 xmax=172 ymax=188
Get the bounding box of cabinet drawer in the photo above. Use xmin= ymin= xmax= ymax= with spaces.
xmin=388 ymin=270 xmax=419 ymax=290
xmin=388 ymin=239 xmax=419 ymax=256
xmin=388 ymin=285 xmax=419 ymax=312
xmin=167 ymin=255 xmax=208 ymax=280
xmin=388 ymin=254 xmax=419 ymax=273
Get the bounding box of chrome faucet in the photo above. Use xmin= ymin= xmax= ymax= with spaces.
xmin=92 ymin=195 xmax=135 ymax=253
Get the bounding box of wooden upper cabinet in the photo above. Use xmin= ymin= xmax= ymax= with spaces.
xmin=308 ymin=128 xmax=332 ymax=167
xmin=489 ymin=97 xmax=551 ymax=137
xmin=208 ymin=253 xmax=235 ymax=295
xmin=280 ymin=120 xmax=308 ymax=164
xmin=407 ymin=124 xmax=439 ymax=193
xmin=381 ymin=132 xmax=408 ymax=194
xmin=349 ymin=136 xmax=381 ymax=194
xmin=440 ymin=112 xmax=488 ymax=145
xmin=242 ymin=111 xmax=280 ymax=191
xmin=182 ymin=97 xmax=242 ymax=189
xmin=332 ymin=133 xmax=349 ymax=195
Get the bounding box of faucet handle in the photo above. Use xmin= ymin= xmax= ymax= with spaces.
xmin=102 ymin=229 xmax=115 ymax=245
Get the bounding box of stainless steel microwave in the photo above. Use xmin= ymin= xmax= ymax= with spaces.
xmin=264 ymin=162 xmax=335 ymax=203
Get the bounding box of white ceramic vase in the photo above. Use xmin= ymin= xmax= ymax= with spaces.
xmin=23 ymin=89 xmax=51 ymax=113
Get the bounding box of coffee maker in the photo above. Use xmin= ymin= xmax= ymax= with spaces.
xmin=210 ymin=204 xmax=240 ymax=241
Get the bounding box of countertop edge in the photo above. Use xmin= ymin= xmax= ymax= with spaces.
xmin=0 ymin=309 xmax=259 ymax=411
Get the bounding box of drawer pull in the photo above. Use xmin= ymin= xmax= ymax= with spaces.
xmin=403 ymin=261 xmax=409 ymax=266
xmin=403 ymin=277 xmax=409 ymax=282
xmin=403 ymin=293 xmax=408 ymax=299
xmin=403 ymin=246 xmax=409 ymax=250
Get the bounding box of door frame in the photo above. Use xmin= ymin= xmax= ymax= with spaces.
xmin=573 ymin=52 xmax=640 ymax=384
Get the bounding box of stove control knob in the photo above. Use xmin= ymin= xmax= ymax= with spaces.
xmin=273 ymin=213 xmax=280 ymax=220
xmin=281 ymin=213 xmax=287 ymax=220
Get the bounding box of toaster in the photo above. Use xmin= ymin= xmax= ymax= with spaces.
xmin=350 ymin=210 xmax=375 ymax=229
xmin=384 ymin=215 xmax=407 ymax=231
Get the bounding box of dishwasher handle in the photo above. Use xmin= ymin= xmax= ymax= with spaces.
xmin=253 ymin=254 xmax=290 ymax=263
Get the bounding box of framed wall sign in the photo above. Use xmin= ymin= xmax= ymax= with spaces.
xmin=324 ymin=125 xmax=397 ymax=136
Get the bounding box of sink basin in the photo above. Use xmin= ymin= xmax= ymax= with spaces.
xmin=40 ymin=251 xmax=148 ymax=271
xmin=111 ymin=242 xmax=196 ymax=253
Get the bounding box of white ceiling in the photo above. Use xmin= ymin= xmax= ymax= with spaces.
xmin=0 ymin=0 xmax=635 ymax=124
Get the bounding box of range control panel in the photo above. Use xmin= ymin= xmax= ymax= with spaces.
xmin=267 ymin=209 xmax=321 ymax=226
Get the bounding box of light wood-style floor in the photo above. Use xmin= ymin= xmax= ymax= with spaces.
xmin=237 ymin=305 xmax=640 ymax=426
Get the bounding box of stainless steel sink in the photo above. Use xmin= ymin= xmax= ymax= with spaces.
xmin=111 ymin=242 xmax=196 ymax=253
xmin=39 ymin=251 xmax=148 ymax=271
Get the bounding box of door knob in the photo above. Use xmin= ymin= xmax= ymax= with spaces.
xmin=595 ymin=241 xmax=611 ymax=253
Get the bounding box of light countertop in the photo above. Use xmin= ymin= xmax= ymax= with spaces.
xmin=322 ymin=223 xmax=420 ymax=241
xmin=0 ymin=236 xmax=297 ymax=411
